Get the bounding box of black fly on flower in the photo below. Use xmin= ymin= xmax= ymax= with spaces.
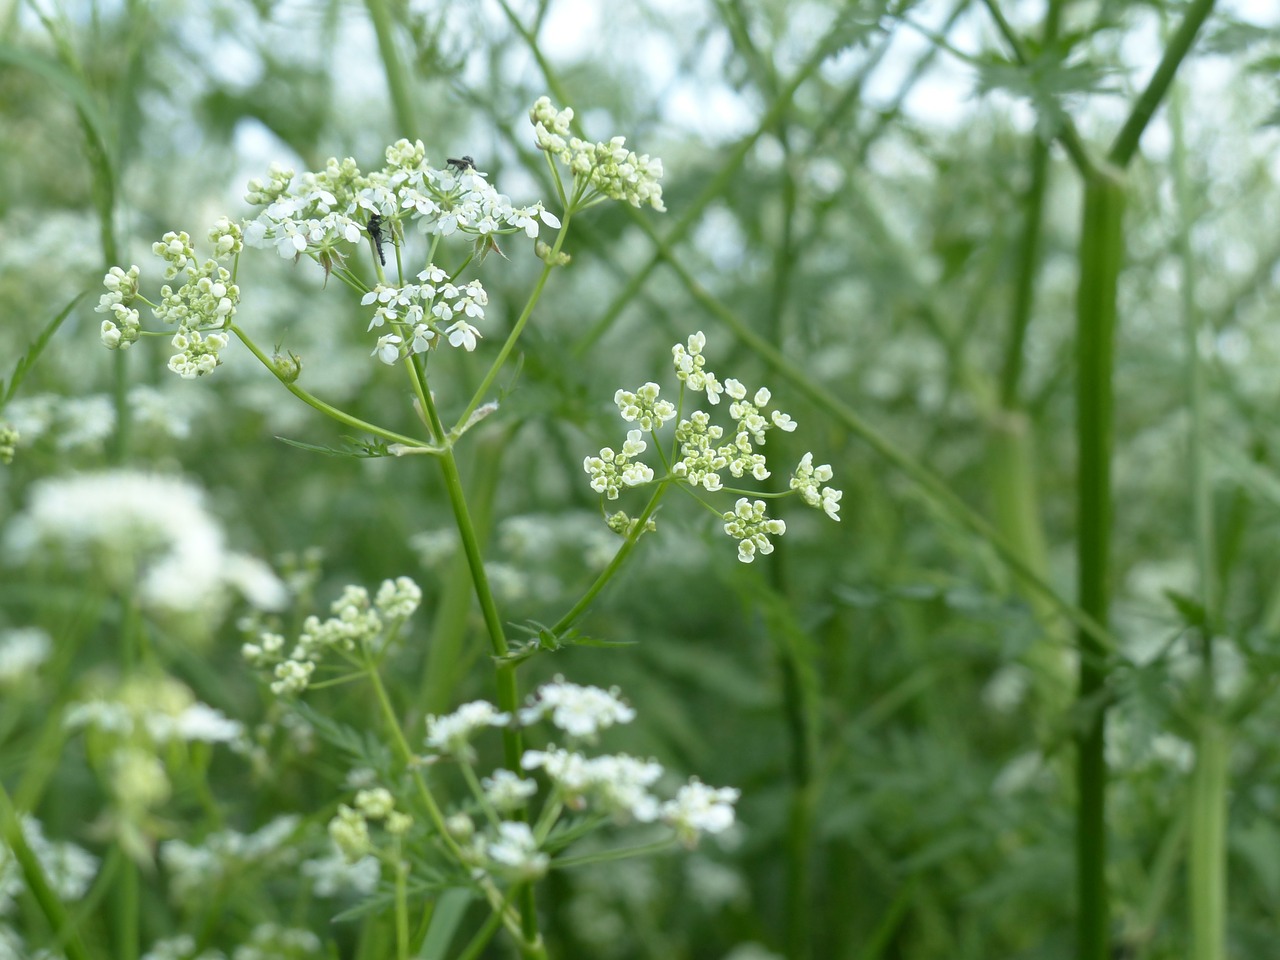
xmin=367 ymin=213 xmax=387 ymax=267
xmin=447 ymin=155 xmax=476 ymax=172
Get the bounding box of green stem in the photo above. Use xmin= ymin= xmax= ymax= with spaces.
xmin=455 ymin=213 xmax=572 ymax=430
xmin=394 ymin=850 xmax=410 ymax=960
xmin=550 ymin=484 xmax=670 ymax=636
xmin=998 ymin=134 xmax=1051 ymax=408
xmin=417 ymin=430 xmax=508 ymax=716
xmin=1073 ymin=171 xmax=1125 ymax=960
xmin=1106 ymin=0 xmax=1219 ymax=169
xmin=231 ymin=324 xmax=429 ymax=448
xmin=114 ymin=856 xmax=139 ymax=960
xmin=413 ymin=378 xmax=539 ymax=946
xmin=364 ymin=0 xmax=419 ymax=138
xmin=1188 ymin=718 xmax=1228 ymax=960
xmin=1171 ymin=74 xmax=1226 ymax=960
xmin=0 ymin=781 xmax=95 ymax=960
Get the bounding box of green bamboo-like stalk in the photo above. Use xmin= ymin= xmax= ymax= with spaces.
xmin=364 ymin=0 xmax=419 ymax=139
xmin=1073 ymin=170 xmax=1125 ymax=960
xmin=1189 ymin=719 xmax=1228 ymax=960
xmin=1171 ymin=75 xmax=1226 ymax=960
xmin=0 ymin=782 xmax=96 ymax=960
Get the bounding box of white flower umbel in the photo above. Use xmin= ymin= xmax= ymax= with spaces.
xmin=2 ymin=470 xmax=287 ymax=624
xmin=583 ymin=331 xmax=842 ymax=561
xmin=518 ymin=678 xmax=636 ymax=740
xmin=661 ymin=780 xmax=741 ymax=848
xmin=470 ymin=821 xmax=549 ymax=881
xmin=424 ymin=701 xmax=512 ymax=761
xmin=0 ymin=817 xmax=99 ymax=913
xmin=530 ymin=97 xmax=665 ymax=212
xmin=159 ymin=816 xmax=300 ymax=905
xmin=481 ymin=769 xmax=538 ymax=812
xmin=722 ymin=498 xmax=786 ymax=563
xmin=520 ymin=748 xmax=663 ymax=823
xmin=243 ymin=576 xmax=421 ymax=696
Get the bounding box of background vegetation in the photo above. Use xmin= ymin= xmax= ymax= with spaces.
xmin=3 ymin=0 xmax=1280 ymax=958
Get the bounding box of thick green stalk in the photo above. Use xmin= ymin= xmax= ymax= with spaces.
xmin=1171 ymin=77 xmax=1225 ymax=960
xmin=363 ymin=0 xmax=418 ymax=138
xmin=1073 ymin=171 xmax=1125 ymax=960
xmin=417 ymin=430 xmax=507 ymax=715
xmin=1106 ymin=0 xmax=1219 ymax=169
xmin=0 ymin=782 xmax=95 ymax=960
xmin=1188 ymin=719 xmax=1228 ymax=960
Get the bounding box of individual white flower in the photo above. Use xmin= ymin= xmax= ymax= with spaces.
xmin=372 ymin=333 xmax=403 ymax=364
xmin=424 ymin=701 xmax=511 ymax=759
xmin=445 ymin=320 xmax=482 ymax=351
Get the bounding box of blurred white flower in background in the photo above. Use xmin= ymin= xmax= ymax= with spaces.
xmin=3 ymin=470 xmax=287 ymax=631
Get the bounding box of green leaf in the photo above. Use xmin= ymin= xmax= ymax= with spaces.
xmin=416 ymin=888 xmax=476 ymax=960
xmin=1 ymin=294 xmax=82 ymax=408
xmin=275 ymin=435 xmax=394 ymax=458
xmin=1163 ymin=589 xmax=1208 ymax=632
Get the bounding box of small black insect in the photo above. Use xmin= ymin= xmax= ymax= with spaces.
xmin=367 ymin=212 xmax=387 ymax=266
xmin=447 ymin=155 xmax=476 ymax=172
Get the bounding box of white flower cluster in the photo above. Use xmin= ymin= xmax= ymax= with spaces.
xmin=517 ymin=678 xmax=636 ymax=739
xmin=722 ymin=498 xmax=788 ymax=563
xmin=243 ymin=139 xmax=559 ymax=258
xmin=2 ymin=470 xmax=288 ymax=622
xmin=423 ymin=680 xmax=738 ymax=878
xmin=328 ymin=787 xmax=413 ymax=862
xmin=0 ymin=627 xmax=51 ymax=685
xmin=363 ymin=265 xmax=488 ymax=363
xmin=95 ymin=263 xmax=142 ymax=349
xmin=159 ymin=816 xmax=300 ymax=905
xmin=530 ymin=97 xmax=665 ymax=211
xmin=790 ymin=452 xmax=842 ymax=521
xmin=0 ymin=816 xmax=99 ymax=917
xmin=95 ymin=221 xmax=243 ymax=376
xmin=65 ymin=674 xmax=246 ymax=748
xmin=584 ymin=331 xmax=842 ymax=561
xmin=582 ymin=429 xmax=655 ymax=500
xmin=242 ymin=577 xmax=422 ymax=695
xmin=155 ymin=222 xmax=244 ymax=378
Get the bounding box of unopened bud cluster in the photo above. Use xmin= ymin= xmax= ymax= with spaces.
xmin=243 ymin=577 xmax=422 ymax=695
xmin=530 ymin=97 xmax=665 ymax=211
